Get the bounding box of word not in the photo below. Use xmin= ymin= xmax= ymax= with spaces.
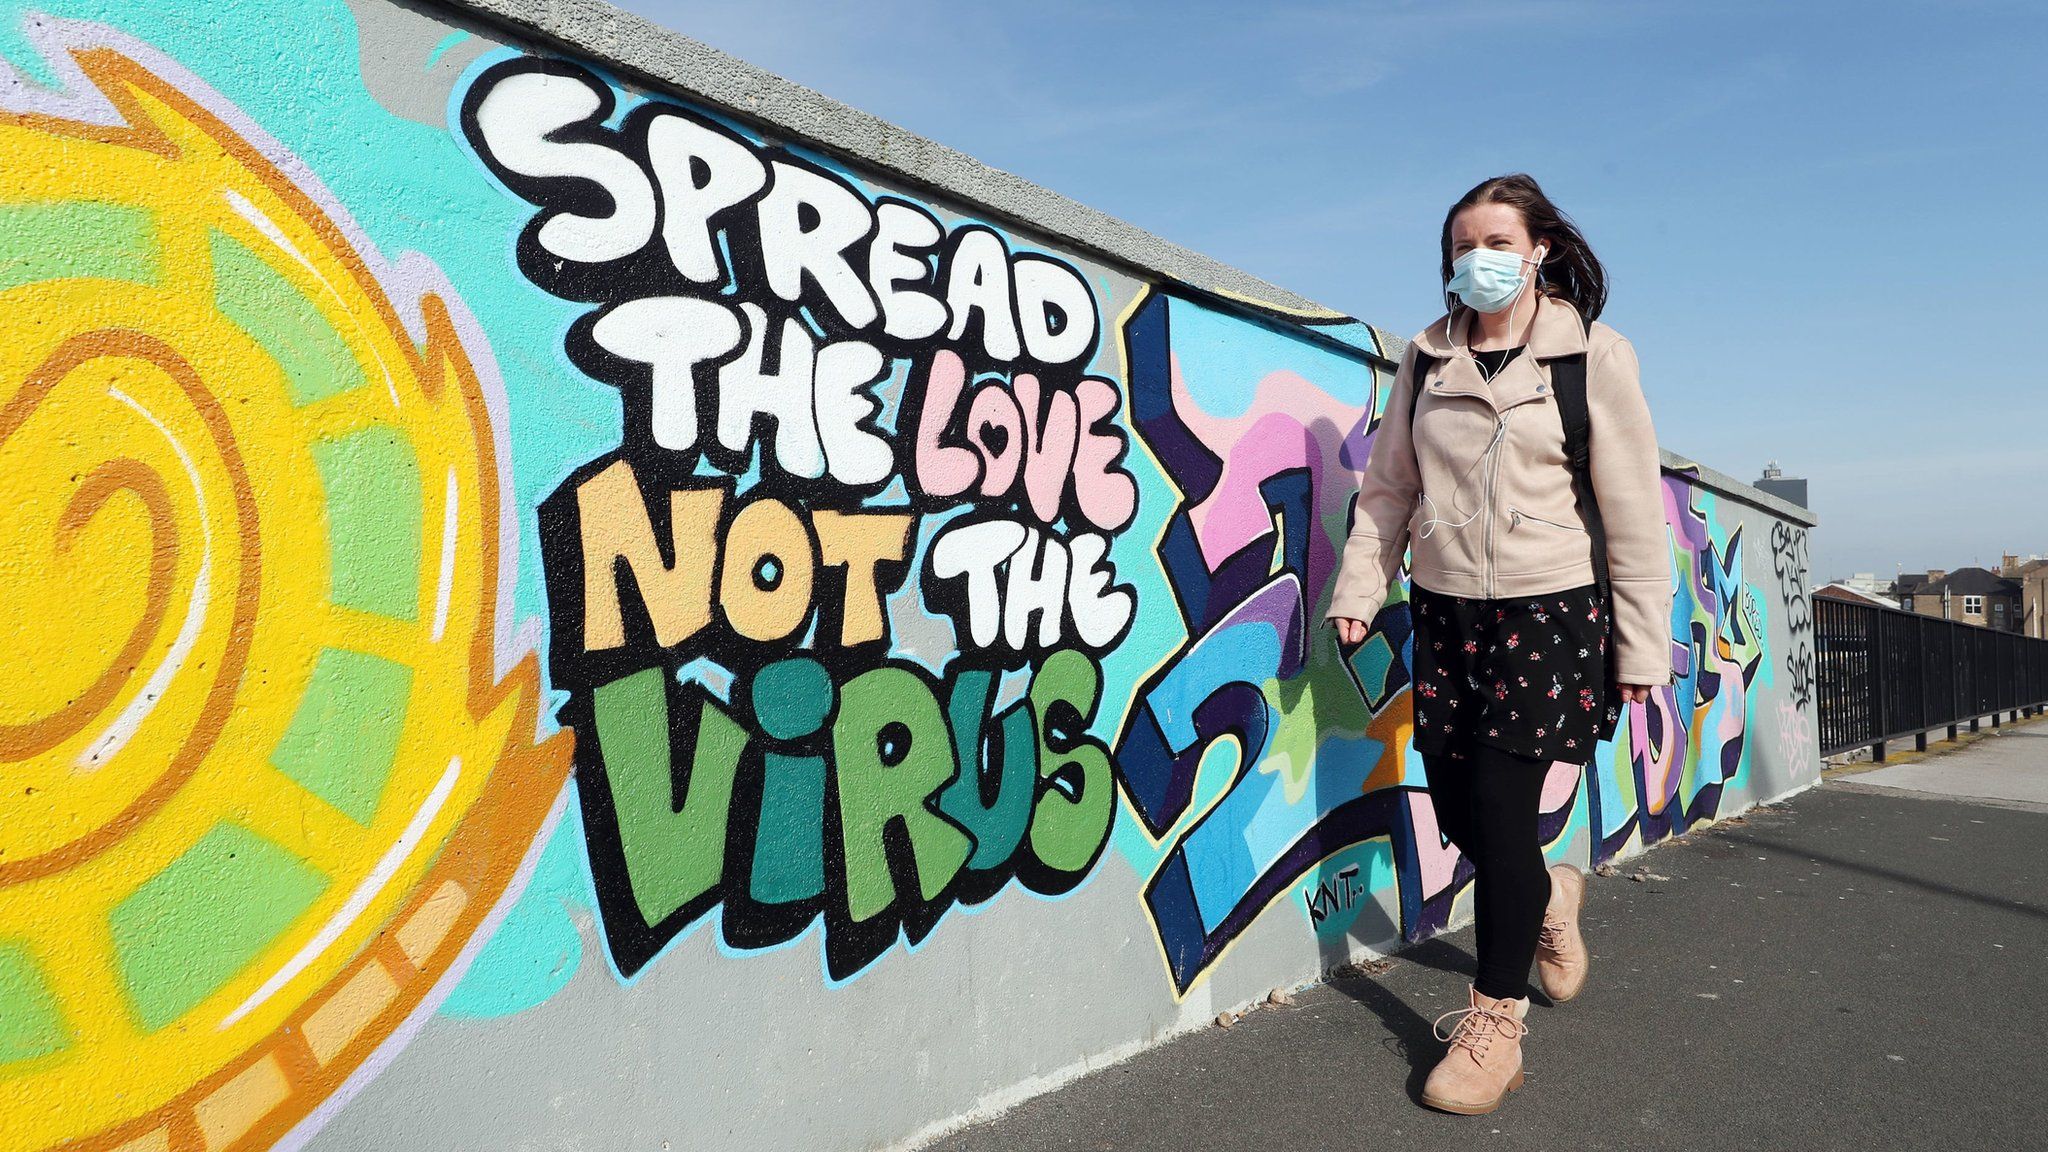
xmin=560 ymin=458 xmax=913 ymax=654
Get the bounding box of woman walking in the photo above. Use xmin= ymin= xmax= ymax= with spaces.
xmin=1327 ymin=174 xmax=1676 ymax=1115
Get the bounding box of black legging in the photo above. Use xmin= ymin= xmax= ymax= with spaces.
xmin=1423 ymin=736 xmax=1551 ymax=1001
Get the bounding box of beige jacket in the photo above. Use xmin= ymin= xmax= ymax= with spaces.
xmin=1327 ymin=293 xmax=1677 ymax=686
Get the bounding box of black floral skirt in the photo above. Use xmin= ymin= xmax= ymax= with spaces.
xmin=1408 ymin=577 xmax=1621 ymax=763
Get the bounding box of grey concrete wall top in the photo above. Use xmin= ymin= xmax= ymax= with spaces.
xmin=1660 ymin=448 xmax=1819 ymax=527
xmin=427 ymin=0 xmax=1814 ymax=533
xmin=429 ymin=0 xmax=1350 ymax=323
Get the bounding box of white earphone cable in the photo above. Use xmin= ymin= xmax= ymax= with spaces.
xmin=1415 ymin=414 xmax=1510 ymax=539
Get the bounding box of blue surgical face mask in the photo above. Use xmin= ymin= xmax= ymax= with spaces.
xmin=1447 ymin=244 xmax=1545 ymax=314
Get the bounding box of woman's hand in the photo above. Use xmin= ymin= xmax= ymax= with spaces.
xmin=1333 ymin=618 xmax=1368 ymax=646
xmin=1615 ymin=683 xmax=1655 ymax=705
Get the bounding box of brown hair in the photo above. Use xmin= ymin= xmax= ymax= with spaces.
xmin=1439 ymin=173 xmax=1607 ymax=323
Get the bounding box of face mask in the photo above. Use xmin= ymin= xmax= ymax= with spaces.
xmin=1447 ymin=244 xmax=1546 ymax=314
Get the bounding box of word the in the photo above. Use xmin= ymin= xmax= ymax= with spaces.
xmin=928 ymin=517 xmax=1133 ymax=654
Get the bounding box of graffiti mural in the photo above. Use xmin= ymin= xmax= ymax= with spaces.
xmin=0 ymin=4 xmax=1819 ymax=1149
xmin=0 ymin=30 xmax=568 ymax=1152
xmin=1112 ymin=289 xmax=1417 ymax=990
xmin=1772 ymin=520 xmax=1815 ymax=711
xmin=458 ymin=56 xmax=1129 ymax=982
xmin=1112 ymin=293 xmax=1776 ymax=991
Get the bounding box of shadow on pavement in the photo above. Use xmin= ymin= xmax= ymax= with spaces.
xmin=1710 ymin=827 xmax=2047 ymax=922
xmin=1323 ymin=937 xmax=1476 ymax=1103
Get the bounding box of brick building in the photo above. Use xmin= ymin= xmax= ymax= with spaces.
xmin=2015 ymin=558 xmax=2048 ymax=638
xmin=1890 ymin=565 xmax=2026 ymax=632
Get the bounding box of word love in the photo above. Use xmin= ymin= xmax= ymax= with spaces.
xmin=912 ymin=350 xmax=1136 ymax=532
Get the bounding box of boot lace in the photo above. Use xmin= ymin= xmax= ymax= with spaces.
xmin=1536 ymin=913 xmax=1570 ymax=953
xmin=1432 ymin=1001 xmax=1528 ymax=1063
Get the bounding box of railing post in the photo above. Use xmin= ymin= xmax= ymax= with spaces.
xmin=1951 ymin=622 xmax=1961 ymax=738
xmin=1982 ymin=627 xmax=1998 ymax=725
xmin=1871 ymin=609 xmax=1890 ymax=762
xmin=1970 ymin=623 xmax=1980 ymax=728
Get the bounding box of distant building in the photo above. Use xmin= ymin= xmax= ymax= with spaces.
xmin=2013 ymin=557 xmax=2048 ymax=639
xmin=1992 ymin=554 xmax=2046 ymax=637
xmin=1887 ymin=570 xmax=1934 ymax=611
xmin=1895 ymin=566 xmax=2025 ymax=631
xmin=1995 ymin=552 xmax=2041 ymax=579
xmin=1815 ymin=582 xmax=1895 ymax=608
xmin=1754 ymin=460 xmax=1808 ymax=509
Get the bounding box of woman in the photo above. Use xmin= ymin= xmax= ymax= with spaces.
xmin=1326 ymin=174 xmax=1675 ymax=1115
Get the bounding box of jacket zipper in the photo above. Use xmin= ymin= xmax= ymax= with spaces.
xmin=1483 ymin=409 xmax=1514 ymax=598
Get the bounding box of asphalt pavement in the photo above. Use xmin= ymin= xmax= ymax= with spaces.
xmin=925 ymin=721 xmax=2048 ymax=1152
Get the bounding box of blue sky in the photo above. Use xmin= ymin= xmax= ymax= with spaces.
xmin=615 ymin=0 xmax=2046 ymax=583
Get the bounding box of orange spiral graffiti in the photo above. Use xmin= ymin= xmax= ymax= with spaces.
xmin=2 ymin=455 xmax=175 ymax=757
xmin=0 ymin=39 xmax=570 ymax=1152
xmin=0 ymin=332 xmax=261 ymax=886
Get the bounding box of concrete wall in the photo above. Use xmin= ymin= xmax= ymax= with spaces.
xmin=0 ymin=2 xmax=1821 ymax=1149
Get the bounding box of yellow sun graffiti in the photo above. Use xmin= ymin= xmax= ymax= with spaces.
xmin=0 ymin=47 xmax=570 ymax=1152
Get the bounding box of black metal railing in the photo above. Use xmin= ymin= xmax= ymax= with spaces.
xmin=1815 ymin=597 xmax=2048 ymax=758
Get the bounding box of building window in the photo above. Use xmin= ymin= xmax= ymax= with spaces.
xmin=1964 ymin=594 xmax=1983 ymax=615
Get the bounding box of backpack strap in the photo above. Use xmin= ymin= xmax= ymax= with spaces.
xmin=1552 ymin=352 xmax=1610 ymax=609
xmin=1407 ymin=347 xmax=1436 ymax=418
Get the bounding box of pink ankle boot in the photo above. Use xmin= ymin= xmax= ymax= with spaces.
xmin=1535 ymin=863 xmax=1589 ymax=1002
xmin=1420 ymin=984 xmax=1531 ymax=1114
